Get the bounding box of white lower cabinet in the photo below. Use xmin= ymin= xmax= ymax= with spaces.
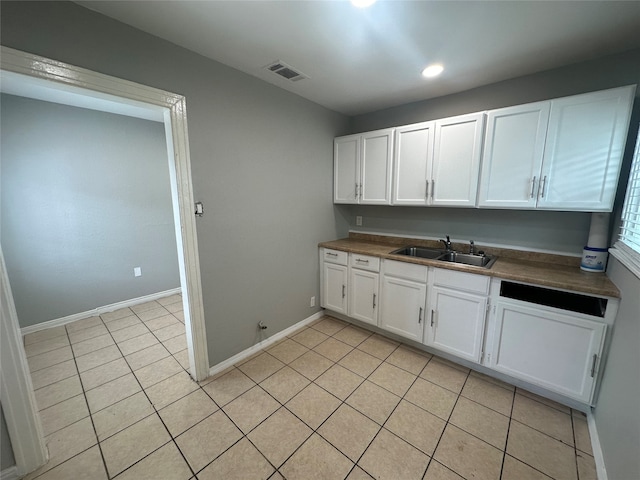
xmin=426 ymin=286 xmax=487 ymax=363
xmin=320 ymin=249 xmax=348 ymax=315
xmin=425 ymin=268 xmax=489 ymax=363
xmin=379 ymin=260 xmax=427 ymax=342
xmin=488 ymin=299 xmax=606 ymax=403
xmin=349 ymin=261 xmax=379 ymax=326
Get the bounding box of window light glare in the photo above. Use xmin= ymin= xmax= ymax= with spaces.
xmin=422 ymin=64 xmax=444 ymax=78
xmin=351 ymin=0 xmax=376 ymax=8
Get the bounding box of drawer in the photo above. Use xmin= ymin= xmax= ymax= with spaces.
xmin=322 ymin=248 xmax=348 ymax=265
xmin=349 ymin=253 xmax=380 ymax=272
xmin=433 ymin=267 xmax=490 ymax=294
xmin=382 ymin=259 xmax=428 ymax=283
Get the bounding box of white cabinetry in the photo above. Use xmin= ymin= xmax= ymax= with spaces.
xmin=425 ymin=269 xmax=489 ymax=363
xmin=379 ymin=260 xmax=427 ymax=342
xmin=538 ymin=86 xmax=635 ymax=211
xmin=478 ymin=85 xmax=635 ymax=212
xmin=392 ymin=113 xmax=485 ymax=207
xmin=478 ymin=102 xmax=550 ymax=208
xmin=320 ymin=249 xmax=348 ymax=315
xmin=348 ymin=254 xmax=380 ymax=326
xmin=489 ymin=299 xmax=606 ymax=403
xmin=334 ymin=129 xmax=394 ymax=205
xmin=431 ymin=113 xmax=485 ymax=206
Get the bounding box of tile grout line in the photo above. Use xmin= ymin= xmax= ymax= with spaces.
xmin=498 ymin=385 xmax=517 ymax=479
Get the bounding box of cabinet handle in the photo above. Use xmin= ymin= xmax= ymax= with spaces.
xmin=342 ymin=285 xmax=346 ymax=299
xmin=530 ymin=176 xmax=537 ymax=198
xmin=418 ymin=307 xmax=423 ymax=324
xmin=372 ymin=293 xmax=376 ymax=309
xmin=590 ymin=354 xmax=598 ymax=378
xmin=326 ymin=252 xmax=338 ymax=257
xmin=430 ymin=309 xmax=435 ymax=327
xmin=425 ymin=179 xmax=429 ymax=199
xmin=356 ymin=258 xmax=369 ymax=264
xmin=539 ymin=175 xmax=547 ymax=198
xmin=431 ymin=180 xmax=435 ymax=199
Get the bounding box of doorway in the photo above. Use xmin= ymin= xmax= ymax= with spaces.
xmin=0 ymin=46 xmax=209 ymax=475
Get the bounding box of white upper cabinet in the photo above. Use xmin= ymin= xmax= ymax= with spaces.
xmin=478 ymin=102 xmax=550 ymax=208
xmin=538 ymin=86 xmax=635 ymax=211
xmin=431 ymin=113 xmax=485 ymax=207
xmin=478 ymin=85 xmax=635 ymax=212
xmin=334 ymin=135 xmax=360 ymax=204
xmin=334 ymin=129 xmax=394 ymax=205
xmin=392 ymin=113 xmax=484 ymax=207
xmin=392 ymin=122 xmax=434 ymax=206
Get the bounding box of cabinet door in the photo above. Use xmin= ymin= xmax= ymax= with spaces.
xmin=334 ymin=135 xmax=360 ymax=204
xmin=322 ymin=263 xmax=348 ymax=314
xmin=392 ymin=122 xmax=434 ymax=206
xmin=431 ymin=113 xmax=485 ymax=207
xmin=349 ymin=269 xmax=379 ymax=326
xmin=538 ymin=86 xmax=635 ymax=211
xmin=360 ymin=129 xmax=394 ymax=205
xmin=379 ymin=275 xmax=426 ymax=342
xmin=426 ymin=286 xmax=487 ymax=363
xmin=478 ymin=102 xmax=550 ymax=209
xmin=489 ymin=301 xmax=606 ymax=403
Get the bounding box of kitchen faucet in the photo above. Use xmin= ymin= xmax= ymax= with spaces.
xmin=440 ymin=235 xmax=452 ymax=251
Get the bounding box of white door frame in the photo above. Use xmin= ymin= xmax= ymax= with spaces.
xmin=0 ymin=46 xmax=209 ymax=473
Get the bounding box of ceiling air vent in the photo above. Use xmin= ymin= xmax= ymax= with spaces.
xmin=264 ymin=61 xmax=308 ymax=82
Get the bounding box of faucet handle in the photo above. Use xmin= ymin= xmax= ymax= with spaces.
xmin=469 ymin=240 xmax=475 ymax=255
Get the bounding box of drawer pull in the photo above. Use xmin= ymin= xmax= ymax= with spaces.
xmin=342 ymin=285 xmax=346 ymax=299
xmin=590 ymin=354 xmax=598 ymax=378
xmin=430 ymin=309 xmax=435 ymax=327
xmin=326 ymin=252 xmax=338 ymax=257
xmin=356 ymin=258 xmax=369 ymax=264
xmin=530 ymin=176 xmax=537 ymax=198
xmin=418 ymin=307 xmax=423 ymax=324
xmin=372 ymin=293 xmax=376 ymax=309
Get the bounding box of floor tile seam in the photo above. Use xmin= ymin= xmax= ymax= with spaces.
xmin=421 ymin=370 xmax=475 ymax=479
xmin=31 ymin=366 xmax=79 ymax=391
xmin=64 ymin=327 xmax=112 ymax=480
xmin=121 ymin=340 xmax=173 ymax=371
xmin=242 ymin=429 xmax=292 ymax=473
xmin=34 ymin=379 xmax=84 ymax=412
xmin=570 ymin=412 xmax=582 ymax=480
xmin=498 ymin=387 xmax=517 ymax=480
xmin=38 ymin=392 xmax=90 ymax=436
xmin=517 ymin=389 xmax=573 ymax=414
xmin=26 ymin=345 xmax=75 ymax=372
xmin=514 ymin=391 xmax=573 ymax=417
xmin=502 ymin=453 xmax=557 ymax=480
xmin=111 ymin=326 xmax=154 ymax=344
xmin=25 ymin=341 xmax=73 ymax=359
xmin=26 ymin=440 xmax=102 ymax=480
xmin=82 ymin=368 xmax=134 ymax=394
xmin=100 ymin=309 xmax=134 ymax=322
xmin=22 ymin=329 xmax=69 ymax=347
xmin=101 ymin=438 xmax=175 ymax=480
xmin=94 ymin=406 xmax=157 ymax=444
xmin=68 ymin=328 xmax=113 ymax=345
xmin=103 ymin=320 xmax=143 ymax=334
xmin=310 ymin=366 xmax=367 ymax=402
xmin=154 ymin=328 xmax=188 ymax=344
xmin=134 ymin=358 xmax=189 ymax=390
xmin=353 ymin=342 xmax=400 ymax=364
xmin=508 ymin=417 xmax=576 ymax=449
xmin=458 ymin=390 xmax=515 ymax=417
xmin=314 ymin=413 xmax=382 ymax=466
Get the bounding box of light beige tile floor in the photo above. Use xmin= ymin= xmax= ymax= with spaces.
xmin=23 ymin=308 xmax=597 ymax=480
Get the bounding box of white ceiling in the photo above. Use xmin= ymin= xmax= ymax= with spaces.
xmin=77 ymin=1 xmax=640 ymax=116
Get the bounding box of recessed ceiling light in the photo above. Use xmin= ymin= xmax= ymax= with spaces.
xmin=422 ymin=64 xmax=444 ymax=78
xmin=351 ymin=0 xmax=376 ymax=8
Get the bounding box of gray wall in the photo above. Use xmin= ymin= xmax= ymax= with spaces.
xmin=0 ymin=405 xmax=15 ymax=471
xmin=1 ymin=94 xmax=180 ymax=327
xmin=347 ymin=49 xmax=640 ymax=255
xmin=0 ymin=1 xmax=350 ymax=364
xmin=595 ymin=258 xmax=640 ymax=480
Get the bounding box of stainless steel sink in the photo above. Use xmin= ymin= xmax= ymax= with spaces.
xmin=390 ymin=245 xmax=497 ymax=268
xmin=390 ymin=246 xmax=445 ymax=259
xmin=437 ymin=251 xmax=497 ymax=268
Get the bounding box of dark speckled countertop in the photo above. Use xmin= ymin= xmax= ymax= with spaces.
xmin=319 ymin=233 xmax=620 ymax=298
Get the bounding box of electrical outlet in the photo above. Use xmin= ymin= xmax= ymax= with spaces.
xmin=356 ymin=215 xmax=363 ymax=226
xmin=134 ymin=267 xmax=142 ymax=277
xmin=310 ymin=296 xmax=316 ymax=307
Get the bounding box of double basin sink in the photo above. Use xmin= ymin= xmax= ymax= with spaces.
xmin=390 ymin=246 xmax=497 ymax=269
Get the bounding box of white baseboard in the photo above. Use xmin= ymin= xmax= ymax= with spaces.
xmin=208 ymin=311 xmax=326 ymax=377
xmin=20 ymin=288 xmax=182 ymax=336
xmin=587 ymin=411 xmax=608 ymax=480
xmin=0 ymin=466 xmax=18 ymax=480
